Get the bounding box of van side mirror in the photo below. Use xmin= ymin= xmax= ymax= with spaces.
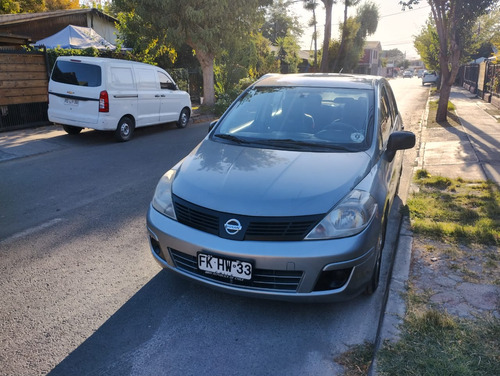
xmin=166 ymin=82 xmax=178 ymax=90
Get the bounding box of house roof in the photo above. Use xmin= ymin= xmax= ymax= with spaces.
xmin=0 ymin=8 xmax=118 ymax=26
xmin=364 ymin=41 xmax=382 ymax=50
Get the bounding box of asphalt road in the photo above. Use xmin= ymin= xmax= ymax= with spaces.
xmin=0 ymin=77 xmax=429 ymax=376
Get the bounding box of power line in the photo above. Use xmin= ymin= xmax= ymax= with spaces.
xmin=379 ymin=5 xmax=431 ymax=19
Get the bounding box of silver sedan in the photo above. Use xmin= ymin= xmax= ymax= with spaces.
xmin=147 ymin=74 xmax=415 ymax=302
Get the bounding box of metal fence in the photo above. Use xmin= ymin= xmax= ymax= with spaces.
xmin=0 ymin=102 xmax=49 ymax=132
xmin=460 ymin=61 xmax=500 ymax=108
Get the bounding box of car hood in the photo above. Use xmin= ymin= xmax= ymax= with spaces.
xmin=172 ymin=140 xmax=372 ymax=216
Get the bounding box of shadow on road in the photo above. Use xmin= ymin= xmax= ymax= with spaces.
xmin=48 ymin=267 xmax=371 ymax=375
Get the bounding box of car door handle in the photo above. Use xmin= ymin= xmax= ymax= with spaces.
xmin=155 ymin=94 xmax=161 ymax=98
xmin=161 ymin=95 xmax=166 ymax=97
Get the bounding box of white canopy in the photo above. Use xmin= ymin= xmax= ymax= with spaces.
xmin=35 ymin=25 xmax=115 ymax=50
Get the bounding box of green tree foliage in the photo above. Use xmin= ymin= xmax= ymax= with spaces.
xmin=46 ymin=0 xmax=79 ymax=10
xmin=401 ymin=0 xmax=496 ymax=122
xmin=382 ymin=48 xmax=405 ymax=65
xmin=328 ymin=1 xmax=379 ymax=73
xmin=114 ymin=0 xmax=271 ymax=106
xmin=0 ymin=0 xmax=78 ymax=13
xmin=213 ymin=32 xmax=280 ymax=114
xmin=262 ymin=0 xmax=302 ymax=44
xmin=333 ymin=0 xmax=361 ymax=71
xmin=414 ymin=18 xmax=440 ymax=71
xmin=473 ymin=4 xmax=500 ymax=59
xmin=1 ymin=0 xmax=20 ymax=13
xmin=262 ymin=0 xmax=303 ymax=73
xmin=328 ymin=17 xmax=360 ymax=72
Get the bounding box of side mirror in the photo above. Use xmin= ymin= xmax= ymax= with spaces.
xmin=209 ymin=120 xmax=218 ymax=133
xmin=166 ymin=82 xmax=177 ymax=90
xmin=387 ymin=131 xmax=415 ymax=151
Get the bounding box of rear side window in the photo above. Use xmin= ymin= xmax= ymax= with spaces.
xmin=110 ymin=67 xmax=134 ymax=89
xmin=51 ymin=61 xmax=101 ymax=87
xmin=136 ymin=68 xmax=158 ymax=90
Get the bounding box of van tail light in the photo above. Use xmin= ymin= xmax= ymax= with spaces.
xmin=99 ymin=90 xmax=109 ymax=112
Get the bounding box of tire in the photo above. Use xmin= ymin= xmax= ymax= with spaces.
xmin=114 ymin=116 xmax=134 ymax=142
xmin=62 ymin=125 xmax=83 ymax=135
xmin=365 ymin=233 xmax=383 ymax=295
xmin=176 ymin=108 xmax=190 ymax=129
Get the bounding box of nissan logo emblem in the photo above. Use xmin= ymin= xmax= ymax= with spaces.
xmin=224 ymin=219 xmax=242 ymax=235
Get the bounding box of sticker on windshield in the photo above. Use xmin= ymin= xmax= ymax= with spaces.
xmin=351 ymin=133 xmax=364 ymax=143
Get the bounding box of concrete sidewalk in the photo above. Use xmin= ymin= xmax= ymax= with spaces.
xmin=372 ymin=86 xmax=500 ymax=374
xmin=419 ymin=86 xmax=500 ymax=185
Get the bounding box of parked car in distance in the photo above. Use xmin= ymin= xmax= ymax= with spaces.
xmin=48 ymin=56 xmax=192 ymax=141
xmin=422 ymin=71 xmax=440 ymax=86
xmin=417 ymin=69 xmax=424 ymax=78
xmin=403 ymin=70 xmax=413 ymax=78
xmin=146 ymin=73 xmax=415 ymax=302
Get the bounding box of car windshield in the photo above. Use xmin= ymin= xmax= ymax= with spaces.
xmin=212 ymin=86 xmax=374 ymax=152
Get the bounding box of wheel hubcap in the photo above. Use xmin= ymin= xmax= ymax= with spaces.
xmin=121 ymin=123 xmax=130 ymax=136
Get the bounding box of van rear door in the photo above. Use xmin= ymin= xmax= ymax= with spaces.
xmin=48 ymin=59 xmax=101 ymax=125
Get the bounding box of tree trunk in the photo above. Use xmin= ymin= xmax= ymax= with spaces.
xmin=194 ymin=49 xmax=216 ymax=106
xmin=332 ymin=1 xmax=349 ymax=72
xmin=320 ymin=0 xmax=333 ymax=73
xmin=436 ymin=78 xmax=451 ymax=122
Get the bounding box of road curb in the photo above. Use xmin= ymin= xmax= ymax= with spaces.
xmin=368 ymin=87 xmax=430 ymax=375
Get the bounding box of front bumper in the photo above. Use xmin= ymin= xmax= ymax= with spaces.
xmin=146 ymin=205 xmax=381 ymax=302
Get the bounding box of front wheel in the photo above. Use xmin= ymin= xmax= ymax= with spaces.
xmin=365 ymin=231 xmax=384 ymax=295
xmin=114 ymin=116 xmax=134 ymax=142
xmin=176 ymin=108 xmax=190 ymax=129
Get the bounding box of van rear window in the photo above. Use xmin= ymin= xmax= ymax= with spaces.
xmin=51 ymin=61 xmax=102 ymax=87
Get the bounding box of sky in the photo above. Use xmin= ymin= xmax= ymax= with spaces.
xmin=291 ymin=0 xmax=432 ymax=60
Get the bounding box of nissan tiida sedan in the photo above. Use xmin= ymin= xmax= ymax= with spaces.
xmin=146 ymin=74 xmax=415 ymax=302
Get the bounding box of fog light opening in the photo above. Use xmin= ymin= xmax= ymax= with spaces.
xmin=149 ymin=236 xmax=166 ymax=261
xmin=313 ymin=268 xmax=352 ymax=291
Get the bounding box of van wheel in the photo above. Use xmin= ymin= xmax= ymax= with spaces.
xmin=176 ymin=108 xmax=190 ymax=128
xmin=63 ymin=125 xmax=83 ymax=135
xmin=115 ymin=117 xmax=134 ymax=142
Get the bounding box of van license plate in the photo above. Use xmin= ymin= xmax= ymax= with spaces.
xmin=64 ymin=98 xmax=79 ymax=106
xmin=198 ymin=253 xmax=252 ymax=280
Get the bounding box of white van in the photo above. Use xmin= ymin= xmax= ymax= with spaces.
xmin=48 ymin=56 xmax=192 ymax=141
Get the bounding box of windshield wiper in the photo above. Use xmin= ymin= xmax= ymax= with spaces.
xmin=253 ymin=139 xmax=357 ymax=151
xmin=213 ymin=133 xmax=249 ymax=144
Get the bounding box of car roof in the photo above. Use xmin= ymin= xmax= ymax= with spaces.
xmin=56 ymin=55 xmax=154 ymax=68
xmin=253 ymin=73 xmax=380 ymax=90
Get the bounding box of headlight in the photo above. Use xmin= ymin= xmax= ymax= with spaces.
xmin=306 ymin=190 xmax=377 ymax=240
xmin=152 ymin=169 xmax=177 ymax=220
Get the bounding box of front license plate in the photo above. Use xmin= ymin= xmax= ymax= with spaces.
xmin=198 ymin=253 xmax=252 ymax=280
xmin=64 ymin=98 xmax=79 ymax=106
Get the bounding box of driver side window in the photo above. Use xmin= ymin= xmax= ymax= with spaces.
xmin=379 ymin=86 xmax=393 ymax=146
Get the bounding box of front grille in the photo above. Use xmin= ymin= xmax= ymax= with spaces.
xmin=173 ymin=195 xmax=322 ymax=241
xmin=246 ymin=221 xmax=318 ymax=241
xmin=170 ymin=249 xmax=303 ymax=292
xmin=175 ymin=200 xmax=219 ymax=235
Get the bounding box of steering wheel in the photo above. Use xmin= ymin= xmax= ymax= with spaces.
xmin=315 ymin=122 xmax=357 ymax=139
